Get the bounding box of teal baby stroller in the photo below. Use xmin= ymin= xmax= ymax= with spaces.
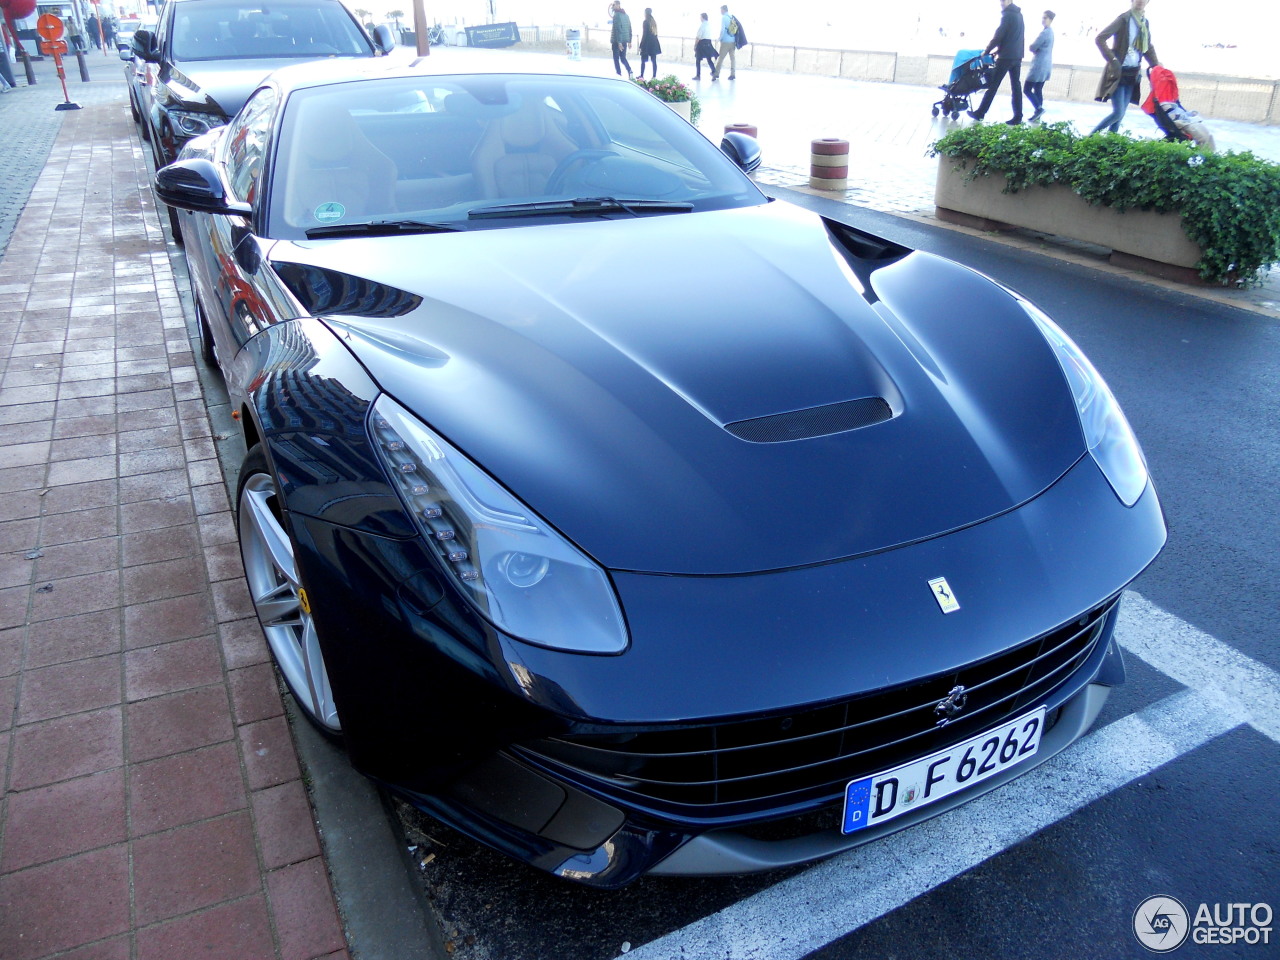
xmin=933 ymin=49 xmax=994 ymax=120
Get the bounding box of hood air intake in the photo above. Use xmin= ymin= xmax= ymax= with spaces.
xmin=726 ymin=397 xmax=893 ymax=443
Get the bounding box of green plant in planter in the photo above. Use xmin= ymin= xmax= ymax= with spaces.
xmin=929 ymin=122 xmax=1280 ymax=285
xmin=634 ymin=74 xmax=701 ymax=125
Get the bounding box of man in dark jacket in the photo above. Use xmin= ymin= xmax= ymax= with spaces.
xmin=968 ymin=0 xmax=1026 ymax=125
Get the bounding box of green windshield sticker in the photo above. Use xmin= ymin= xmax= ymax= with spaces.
xmin=314 ymin=202 xmax=346 ymax=223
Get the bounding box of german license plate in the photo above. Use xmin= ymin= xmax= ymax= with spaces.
xmin=842 ymin=706 xmax=1046 ymax=834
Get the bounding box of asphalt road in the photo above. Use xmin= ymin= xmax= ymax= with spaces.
xmin=394 ymin=187 xmax=1280 ymax=960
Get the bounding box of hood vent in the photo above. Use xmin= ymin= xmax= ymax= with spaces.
xmin=726 ymin=397 xmax=893 ymax=443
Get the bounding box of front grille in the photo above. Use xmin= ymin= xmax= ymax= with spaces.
xmin=519 ymin=600 xmax=1115 ymax=817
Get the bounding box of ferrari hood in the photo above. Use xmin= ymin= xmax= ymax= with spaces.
xmin=274 ymin=201 xmax=1085 ymax=574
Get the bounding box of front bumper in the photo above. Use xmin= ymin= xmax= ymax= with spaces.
xmin=287 ymin=451 xmax=1163 ymax=887
xmin=393 ymin=616 xmax=1124 ymax=888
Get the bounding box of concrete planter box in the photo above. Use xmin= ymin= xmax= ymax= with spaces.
xmin=665 ymin=99 xmax=692 ymax=122
xmin=934 ymin=157 xmax=1204 ymax=282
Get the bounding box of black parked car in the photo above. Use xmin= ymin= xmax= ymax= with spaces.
xmin=130 ymin=0 xmax=394 ymax=236
xmin=157 ymin=62 xmax=1167 ymax=888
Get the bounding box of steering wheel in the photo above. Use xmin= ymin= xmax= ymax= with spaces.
xmin=546 ymin=149 xmax=618 ymax=195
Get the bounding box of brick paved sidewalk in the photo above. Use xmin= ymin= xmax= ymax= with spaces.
xmin=0 ymin=91 xmax=349 ymax=960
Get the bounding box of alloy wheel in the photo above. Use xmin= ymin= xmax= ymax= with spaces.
xmin=238 ymin=468 xmax=341 ymax=733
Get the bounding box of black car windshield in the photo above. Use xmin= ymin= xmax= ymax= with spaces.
xmin=267 ymin=74 xmax=766 ymax=240
xmin=170 ymin=0 xmax=372 ymax=61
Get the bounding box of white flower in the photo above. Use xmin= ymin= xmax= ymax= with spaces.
xmin=1032 ymin=149 xmax=1044 ymax=159
xmin=1188 ymin=154 xmax=1205 ymax=167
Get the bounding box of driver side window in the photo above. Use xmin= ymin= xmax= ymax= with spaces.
xmin=225 ymin=87 xmax=278 ymax=206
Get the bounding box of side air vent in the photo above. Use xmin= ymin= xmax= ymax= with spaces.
xmin=725 ymin=397 xmax=893 ymax=443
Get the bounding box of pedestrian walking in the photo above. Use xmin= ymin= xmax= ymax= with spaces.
xmin=1090 ymin=0 xmax=1160 ymax=135
xmin=67 ymin=15 xmax=84 ymax=52
xmin=1024 ymin=10 xmax=1055 ymax=121
xmin=967 ymin=0 xmax=1026 ymax=125
xmin=638 ymin=8 xmax=661 ymax=78
xmin=610 ymin=1 xmax=633 ymax=77
xmin=712 ymin=5 xmax=738 ymax=81
xmin=693 ymin=12 xmax=717 ymax=80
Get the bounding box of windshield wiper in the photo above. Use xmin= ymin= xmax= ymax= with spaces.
xmin=305 ymin=219 xmax=463 ymax=239
xmin=468 ymin=197 xmax=694 ymax=220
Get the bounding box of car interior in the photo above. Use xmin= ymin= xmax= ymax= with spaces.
xmin=273 ymin=80 xmax=733 ymax=235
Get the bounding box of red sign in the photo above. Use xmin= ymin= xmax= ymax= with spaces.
xmin=36 ymin=13 xmax=65 ymax=41
xmin=40 ymin=38 xmax=69 ymax=54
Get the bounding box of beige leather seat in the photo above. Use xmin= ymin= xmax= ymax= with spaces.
xmin=285 ymin=103 xmax=398 ymax=228
xmin=470 ymin=105 xmax=576 ymax=199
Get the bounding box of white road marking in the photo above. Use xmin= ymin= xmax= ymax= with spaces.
xmin=626 ymin=591 xmax=1280 ymax=960
xmin=1117 ymin=592 xmax=1280 ymax=743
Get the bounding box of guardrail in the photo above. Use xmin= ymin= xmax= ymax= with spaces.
xmin=513 ymin=25 xmax=1280 ymax=126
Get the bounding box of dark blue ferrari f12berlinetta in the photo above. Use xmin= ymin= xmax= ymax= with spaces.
xmin=156 ymin=60 xmax=1166 ymax=887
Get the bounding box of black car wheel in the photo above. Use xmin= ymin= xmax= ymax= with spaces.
xmin=129 ymin=92 xmax=140 ymax=123
xmin=149 ymin=131 xmax=184 ymax=245
xmin=194 ymin=298 xmax=217 ymax=367
xmin=237 ymin=444 xmax=342 ymax=737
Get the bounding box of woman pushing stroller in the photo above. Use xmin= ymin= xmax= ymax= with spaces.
xmin=1090 ymin=0 xmax=1160 ymax=135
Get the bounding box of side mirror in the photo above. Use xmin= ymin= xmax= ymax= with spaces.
xmin=155 ymin=159 xmax=252 ymax=217
xmin=373 ymin=23 xmax=396 ymax=54
xmin=131 ymin=28 xmax=158 ymax=63
xmin=720 ymin=132 xmax=762 ymax=173
xmin=118 ymin=48 xmax=133 ymax=62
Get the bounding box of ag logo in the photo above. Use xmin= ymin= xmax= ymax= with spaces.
xmin=1133 ymin=895 xmax=1190 ymax=953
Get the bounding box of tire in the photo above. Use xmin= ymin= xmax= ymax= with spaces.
xmin=195 ymin=298 xmax=217 ymax=367
xmin=149 ymin=132 xmax=185 ymax=246
xmin=931 ymin=106 xmax=939 ymax=117
xmin=237 ymin=444 xmax=343 ymax=738
xmin=129 ymin=92 xmax=140 ymax=124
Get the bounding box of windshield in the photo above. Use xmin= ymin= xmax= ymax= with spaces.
xmin=170 ymin=0 xmax=372 ymax=61
xmin=266 ymin=74 xmax=765 ymax=239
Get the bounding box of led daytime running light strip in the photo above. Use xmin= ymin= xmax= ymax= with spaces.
xmin=371 ymin=413 xmax=481 ymax=583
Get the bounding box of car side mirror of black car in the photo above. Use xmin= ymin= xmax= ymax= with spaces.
xmin=372 ymin=23 xmax=396 ymax=54
xmin=720 ymin=132 xmax=762 ymax=173
xmin=155 ymin=159 xmax=252 ymax=218
xmin=118 ymin=48 xmax=133 ymax=62
xmin=130 ymin=28 xmax=158 ymax=63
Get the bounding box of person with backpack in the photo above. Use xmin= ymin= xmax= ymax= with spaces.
xmin=712 ymin=4 xmax=743 ymax=81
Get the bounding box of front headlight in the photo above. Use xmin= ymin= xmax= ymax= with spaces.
xmin=1022 ymin=300 xmax=1149 ymax=506
xmin=168 ymin=108 xmax=222 ymax=138
xmin=370 ymin=395 xmax=629 ymax=654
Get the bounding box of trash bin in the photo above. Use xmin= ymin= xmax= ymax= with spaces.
xmin=566 ymin=28 xmax=581 ymax=61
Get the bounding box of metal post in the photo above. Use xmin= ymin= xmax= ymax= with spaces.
xmin=75 ymin=48 xmax=89 ymax=81
xmin=20 ymin=49 xmax=37 ymax=85
xmin=412 ymin=0 xmax=429 ymax=56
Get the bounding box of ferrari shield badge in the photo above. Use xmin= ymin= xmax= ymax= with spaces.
xmin=928 ymin=577 xmax=960 ymax=614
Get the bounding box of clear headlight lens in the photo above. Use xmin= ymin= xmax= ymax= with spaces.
xmin=169 ymin=108 xmax=221 ymax=138
xmin=1022 ymin=300 xmax=1149 ymax=506
xmin=370 ymin=395 xmax=629 ymax=654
